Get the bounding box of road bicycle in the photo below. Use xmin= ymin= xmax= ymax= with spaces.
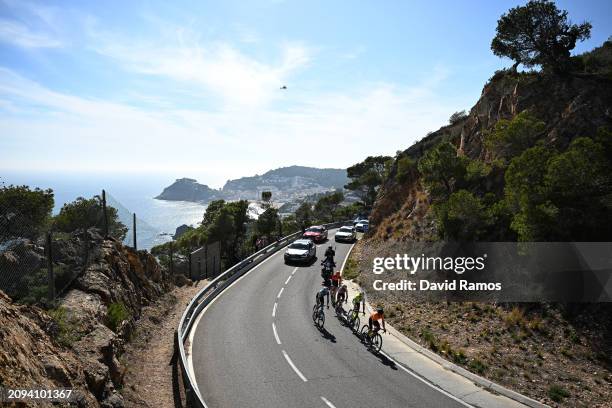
xmin=346 ymin=308 xmax=361 ymax=332
xmin=312 ymin=303 xmax=325 ymax=328
xmin=360 ymin=325 xmax=384 ymax=353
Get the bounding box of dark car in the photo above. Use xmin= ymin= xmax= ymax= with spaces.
xmin=302 ymin=226 xmax=328 ymax=243
xmin=284 ymin=239 xmax=316 ymax=264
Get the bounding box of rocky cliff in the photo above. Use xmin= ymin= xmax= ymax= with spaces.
xmin=0 ymin=229 xmax=174 ymax=407
xmin=368 ymin=46 xmax=612 ymax=241
xmin=155 ymin=177 xmax=220 ymax=202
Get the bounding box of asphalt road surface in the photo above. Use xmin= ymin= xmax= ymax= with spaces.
xmin=190 ymin=229 xmax=467 ymax=408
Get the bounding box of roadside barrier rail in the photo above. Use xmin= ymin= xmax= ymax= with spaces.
xmin=176 ymin=221 xmax=349 ymax=407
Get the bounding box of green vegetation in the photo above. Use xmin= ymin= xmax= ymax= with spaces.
xmin=414 ymin=109 xmax=612 ymax=241
xmin=0 ymin=185 xmax=54 ymax=240
xmin=395 ymin=156 xmax=416 ymax=183
xmin=342 ymin=258 xmax=360 ymax=280
xmin=345 ymin=155 xmax=393 ymax=208
xmin=106 ymin=302 xmax=130 ymax=332
xmin=417 ymin=142 xmax=468 ymax=199
xmin=54 ymin=196 xmax=128 ymax=240
xmin=484 ymin=111 xmax=545 ymax=160
xmin=449 ymin=110 xmax=467 ymax=124
xmin=468 ymin=358 xmax=488 ymax=374
xmin=491 ymin=0 xmax=591 ymax=74
xmin=547 ymin=384 xmax=570 ymax=402
xmin=49 ymin=307 xmax=81 ymax=347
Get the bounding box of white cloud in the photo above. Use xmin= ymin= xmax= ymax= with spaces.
xmin=0 ymin=66 xmax=466 ymax=187
xmin=0 ymin=18 xmax=62 ymax=48
xmin=90 ymin=25 xmax=312 ymax=108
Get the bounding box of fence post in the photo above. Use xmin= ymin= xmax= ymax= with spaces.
xmin=46 ymin=232 xmax=55 ymax=301
xmin=169 ymin=242 xmax=174 ymax=275
xmin=133 ymin=213 xmax=137 ymax=251
xmin=102 ymin=189 xmax=109 ymax=238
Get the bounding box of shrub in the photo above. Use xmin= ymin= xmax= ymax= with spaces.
xmin=548 ymin=384 xmax=570 ymax=402
xmin=342 ymin=258 xmax=360 ymax=280
xmin=449 ymin=110 xmax=467 ymax=124
xmin=468 ymin=358 xmax=488 ymax=374
xmin=107 ymin=302 xmax=130 ymax=332
xmin=49 ymin=307 xmax=81 ymax=347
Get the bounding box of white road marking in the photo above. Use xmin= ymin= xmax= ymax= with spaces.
xmin=291 ymin=267 xmax=298 ymax=276
xmin=339 ymin=242 xmax=355 ymax=276
xmin=320 ymin=396 xmax=337 ymax=408
xmin=285 ymin=275 xmax=292 ymax=285
xmin=186 ymin=248 xmax=285 ymax=402
xmin=282 ymin=350 xmax=308 ymax=382
xmin=272 ymin=302 xmax=277 ymax=317
xmin=277 ymin=287 xmax=284 ymax=299
xmin=379 ymin=350 xmax=474 ymax=408
xmin=272 ymin=322 xmax=281 ymax=345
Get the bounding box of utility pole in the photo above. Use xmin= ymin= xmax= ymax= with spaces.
xmin=46 ymin=232 xmax=55 ymax=301
xmin=102 ymin=189 xmax=109 ymax=238
xmin=133 ymin=213 xmax=137 ymax=251
xmin=169 ymin=242 xmax=174 ymax=275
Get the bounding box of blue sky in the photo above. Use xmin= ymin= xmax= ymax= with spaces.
xmin=1 ymin=0 xmax=611 ymax=188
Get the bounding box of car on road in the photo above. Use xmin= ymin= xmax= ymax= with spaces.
xmin=335 ymin=226 xmax=356 ymax=243
xmin=302 ymin=225 xmax=328 ymax=243
xmin=355 ymin=220 xmax=369 ymax=233
xmin=284 ymin=239 xmax=316 ymax=264
xmin=353 ymin=215 xmax=368 ymax=226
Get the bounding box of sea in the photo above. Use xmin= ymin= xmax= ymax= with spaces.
xmin=1 ymin=171 xmax=208 ymax=250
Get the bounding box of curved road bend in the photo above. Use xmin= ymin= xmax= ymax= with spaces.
xmin=190 ymin=229 xmax=468 ymax=408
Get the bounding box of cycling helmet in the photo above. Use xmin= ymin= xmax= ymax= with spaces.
xmin=342 ymin=284 xmax=347 ymax=289
xmin=376 ymin=306 xmax=384 ymax=314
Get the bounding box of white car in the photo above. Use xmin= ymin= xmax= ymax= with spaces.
xmin=335 ymin=226 xmax=356 ymax=243
xmin=355 ymin=220 xmax=369 ymax=233
xmin=284 ymin=239 xmax=316 ymax=264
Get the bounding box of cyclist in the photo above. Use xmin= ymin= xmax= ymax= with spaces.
xmin=330 ymin=270 xmax=342 ymax=305
xmin=324 ymin=245 xmax=335 ymax=262
xmin=352 ymin=290 xmax=366 ymax=316
xmin=336 ymin=284 xmax=348 ymax=305
xmin=368 ymin=306 xmax=386 ymax=335
xmin=315 ymin=286 xmax=330 ymax=310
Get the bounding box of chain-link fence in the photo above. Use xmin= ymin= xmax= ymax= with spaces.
xmin=0 ymin=189 xmax=132 ymax=307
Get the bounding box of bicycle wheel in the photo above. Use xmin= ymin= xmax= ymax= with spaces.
xmin=359 ymin=325 xmax=370 ymax=342
xmin=371 ymin=333 xmax=383 ymax=353
xmin=315 ymin=311 xmax=325 ymax=328
xmin=351 ymin=315 xmax=360 ymax=332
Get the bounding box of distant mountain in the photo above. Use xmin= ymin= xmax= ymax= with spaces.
xmin=155 ymin=167 xmax=348 ymax=203
xmin=220 ymin=166 xmax=348 ymax=201
xmin=155 ymin=178 xmax=220 ymax=202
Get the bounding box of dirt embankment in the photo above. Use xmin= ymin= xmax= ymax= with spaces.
xmin=348 ymin=241 xmax=612 ymax=408
xmin=120 ymin=282 xmax=203 ymax=407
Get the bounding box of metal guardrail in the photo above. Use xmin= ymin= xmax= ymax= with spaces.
xmin=176 ymin=221 xmax=349 ymax=407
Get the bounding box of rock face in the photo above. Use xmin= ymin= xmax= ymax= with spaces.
xmin=368 ymin=64 xmax=612 ymax=240
xmin=0 ymin=229 xmax=174 ymax=407
xmin=155 ymin=178 xmax=219 ymax=202
xmin=0 ymin=290 xmax=98 ymax=407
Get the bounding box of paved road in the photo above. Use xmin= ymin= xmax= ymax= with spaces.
xmin=190 ymin=229 xmax=467 ymax=408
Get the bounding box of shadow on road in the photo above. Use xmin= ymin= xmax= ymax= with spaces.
xmin=317 ymin=326 xmax=337 ymax=343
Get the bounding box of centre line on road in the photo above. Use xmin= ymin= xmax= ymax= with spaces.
xmin=272 ymin=302 xmax=277 ymax=317
xmin=277 ymin=287 xmax=284 ymax=299
xmin=282 ymin=350 xmax=308 ymax=382
xmin=272 ymin=322 xmax=281 ymax=345
xmin=291 ymin=267 xmax=298 ymax=276
xmin=285 ymin=275 xmax=292 ymax=285
xmin=320 ymin=396 xmax=337 ymax=408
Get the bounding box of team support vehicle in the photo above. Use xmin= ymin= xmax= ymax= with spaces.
xmin=302 ymin=225 xmax=328 ymax=243
xmin=334 ymin=225 xmax=356 ymax=243
xmin=284 ymin=239 xmax=316 ymax=264
xmin=355 ymin=220 xmax=369 ymax=232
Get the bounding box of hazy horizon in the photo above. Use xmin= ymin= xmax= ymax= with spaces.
xmin=2 ymin=1 xmax=611 ymax=187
